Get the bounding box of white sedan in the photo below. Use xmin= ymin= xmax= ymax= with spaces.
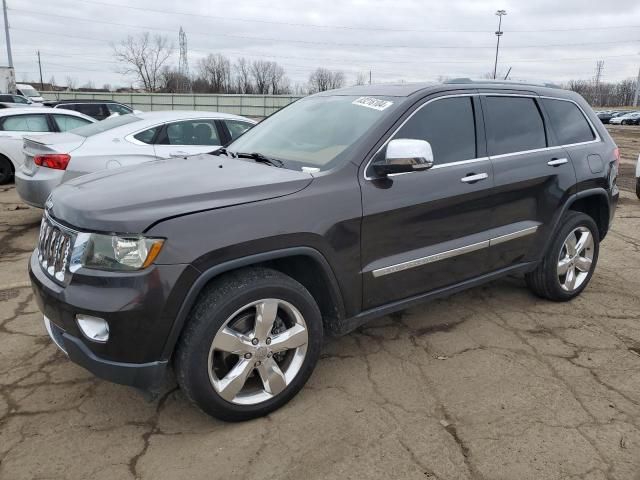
xmin=15 ymin=110 xmax=256 ymax=208
xmin=0 ymin=107 xmax=95 ymax=184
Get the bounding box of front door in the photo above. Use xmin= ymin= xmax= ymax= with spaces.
xmin=360 ymin=94 xmax=496 ymax=309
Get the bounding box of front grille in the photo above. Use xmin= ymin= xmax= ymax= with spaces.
xmin=37 ymin=214 xmax=75 ymax=283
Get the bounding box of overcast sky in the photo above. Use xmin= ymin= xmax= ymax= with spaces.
xmin=6 ymin=0 xmax=640 ymax=89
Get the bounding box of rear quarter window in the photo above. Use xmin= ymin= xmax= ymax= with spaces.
xmin=543 ymin=98 xmax=595 ymax=145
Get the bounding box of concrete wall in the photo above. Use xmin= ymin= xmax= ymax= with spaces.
xmin=41 ymin=92 xmax=303 ymax=118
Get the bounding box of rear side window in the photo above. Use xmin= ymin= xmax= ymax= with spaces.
xmin=543 ymin=98 xmax=595 ymax=145
xmin=393 ymin=96 xmax=476 ymax=165
xmin=53 ymin=114 xmax=92 ymax=132
xmin=107 ymin=103 xmax=133 ymax=115
xmin=0 ymin=114 xmax=49 ymax=132
xmin=484 ymin=96 xmax=546 ymax=156
xmin=133 ymin=127 xmax=159 ymax=144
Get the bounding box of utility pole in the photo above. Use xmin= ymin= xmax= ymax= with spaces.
xmin=369 ymin=70 xmax=371 ymax=85
xmin=2 ymin=0 xmax=12 ymax=68
xmin=493 ymin=10 xmax=506 ymax=79
xmin=633 ymin=65 xmax=640 ymax=107
xmin=37 ymin=50 xmax=43 ymax=90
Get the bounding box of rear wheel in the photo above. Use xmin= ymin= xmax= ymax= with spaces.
xmin=175 ymin=267 xmax=323 ymax=421
xmin=0 ymin=155 xmax=13 ymax=184
xmin=636 ymin=178 xmax=640 ymax=200
xmin=526 ymin=211 xmax=599 ymax=301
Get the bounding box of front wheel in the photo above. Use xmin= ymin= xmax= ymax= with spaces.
xmin=636 ymin=178 xmax=640 ymax=200
xmin=175 ymin=267 xmax=323 ymax=421
xmin=525 ymin=211 xmax=599 ymax=301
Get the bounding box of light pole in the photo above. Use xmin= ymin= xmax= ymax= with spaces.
xmin=493 ymin=10 xmax=507 ymax=80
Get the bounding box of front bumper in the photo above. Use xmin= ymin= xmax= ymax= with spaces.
xmin=29 ymin=250 xmax=200 ymax=391
xmin=15 ymin=167 xmax=64 ymax=208
xmin=44 ymin=316 xmax=169 ymax=390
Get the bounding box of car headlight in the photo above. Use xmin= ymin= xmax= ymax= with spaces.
xmin=70 ymin=233 xmax=164 ymax=272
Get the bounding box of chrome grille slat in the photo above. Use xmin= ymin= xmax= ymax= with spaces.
xmin=36 ymin=214 xmax=76 ymax=284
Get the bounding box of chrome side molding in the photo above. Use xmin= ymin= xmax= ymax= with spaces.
xmin=372 ymin=225 xmax=539 ymax=278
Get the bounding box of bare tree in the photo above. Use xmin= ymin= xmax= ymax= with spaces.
xmin=198 ymin=53 xmax=231 ymax=93
xmin=308 ymin=68 xmax=345 ymax=93
xmin=159 ymin=66 xmax=189 ymax=93
xmin=251 ymin=60 xmax=274 ymax=94
xmin=113 ymin=32 xmax=174 ymax=92
xmin=65 ymin=76 xmax=77 ymax=90
xmin=270 ymin=64 xmax=290 ymax=94
xmin=354 ymin=72 xmax=367 ymax=86
xmin=233 ymin=57 xmax=253 ymax=93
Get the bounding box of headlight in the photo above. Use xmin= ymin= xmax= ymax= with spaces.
xmin=70 ymin=233 xmax=164 ymax=272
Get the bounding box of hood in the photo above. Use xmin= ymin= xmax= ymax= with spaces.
xmin=49 ymin=154 xmax=314 ymax=233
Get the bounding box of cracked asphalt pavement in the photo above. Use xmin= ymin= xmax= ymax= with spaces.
xmin=1 ymin=184 xmax=640 ymax=479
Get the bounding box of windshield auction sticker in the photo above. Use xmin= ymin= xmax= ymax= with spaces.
xmin=352 ymin=97 xmax=393 ymax=111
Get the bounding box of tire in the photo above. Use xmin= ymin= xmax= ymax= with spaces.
xmin=175 ymin=267 xmax=323 ymax=421
xmin=636 ymin=179 xmax=640 ymax=200
xmin=525 ymin=211 xmax=599 ymax=301
xmin=0 ymin=155 xmax=13 ymax=185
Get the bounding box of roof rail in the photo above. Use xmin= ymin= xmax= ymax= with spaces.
xmin=443 ymin=78 xmax=562 ymax=89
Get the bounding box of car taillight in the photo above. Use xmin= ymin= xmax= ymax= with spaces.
xmin=613 ymin=147 xmax=620 ymax=168
xmin=34 ymin=154 xmax=71 ymax=170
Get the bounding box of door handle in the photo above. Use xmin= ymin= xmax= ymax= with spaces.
xmin=169 ymin=150 xmax=190 ymax=158
xmin=461 ymin=172 xmax=489 ymax=183
xmin=547 ymin=158 xmax=568 ymax=167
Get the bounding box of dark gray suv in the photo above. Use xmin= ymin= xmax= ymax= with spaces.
xmin=29 ymin=80 xmax=619 ymax=421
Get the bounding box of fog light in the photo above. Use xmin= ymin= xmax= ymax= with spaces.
xmin=76 ymin=314 xmax=109 ymax=343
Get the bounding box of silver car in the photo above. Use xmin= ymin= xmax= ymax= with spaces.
xmin=15 ymin=111 xmax=256 ymax=208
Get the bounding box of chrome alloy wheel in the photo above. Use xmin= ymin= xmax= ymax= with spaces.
xmin=557 ymin=226 xmax=594 ymax=292
xmin=207 ymin=299 xmax=309 ymax=405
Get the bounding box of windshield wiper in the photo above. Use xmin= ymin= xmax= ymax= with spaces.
xmin=234 ymin=152 xmax=284 ymax=168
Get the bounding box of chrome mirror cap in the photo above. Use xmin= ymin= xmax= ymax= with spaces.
xmin=373 ymin=139 xmax=434 ymax=177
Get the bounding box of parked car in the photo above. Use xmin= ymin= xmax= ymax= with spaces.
xmin=29 ymin=80 xmax=618 ymax=421
xmin=16 ymin=84 xmax=44 ymax=103
xmin=596 ymin=111 xmax=624 ymax=124
xmin=0 ymin=94 xmax=33 ymax=105
xmin=43 ymin=99 xmax=136 ymax=120
xmin=15 ymin=111 xmax=255 ymax=206
xmin=609 ymin=111 xmax=640 ymax=125
xmin=0 ymin=108 xmax=95 ymax=184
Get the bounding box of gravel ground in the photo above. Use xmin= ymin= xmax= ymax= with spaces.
xmin=1 ymin=128 xmax=639 ymax=479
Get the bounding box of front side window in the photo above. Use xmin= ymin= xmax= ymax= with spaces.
xmin=0 ymin=114 xmax=49 ymax=132
xmin=484 ymin=96 xmax=547 ymax=156
xmin=543 ymin=98 xmax=595 ymax=145
xmin=53 ymin=114 xmax=93 ymax=132
xmin=161 ymin=120 xmax=220 ymax=145
xmin=392 ymin=96 xmax=476 ymax=165
xmin=74 ymin=103 xmax=107 ymax=119
xmin=13 ymin=95 xmax=30 ymax=104
xmin=225 ymin=120 xmax=253 ymax=140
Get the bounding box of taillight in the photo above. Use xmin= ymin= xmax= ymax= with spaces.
xmin=613 ymin=147 xmax=620 ymax=168
xmin=34 ymin=154 xmax=71 ymax=170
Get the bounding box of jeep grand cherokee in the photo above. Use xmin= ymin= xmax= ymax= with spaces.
xmin=29 ymin=80 xmax=619 ymax=421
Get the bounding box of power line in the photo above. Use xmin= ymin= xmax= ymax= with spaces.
xmin=42 ymin=0 xmax=640 ymax=34
xmin=10 ymin=9 xmax=640 ymax=51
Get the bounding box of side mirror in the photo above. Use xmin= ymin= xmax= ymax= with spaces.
xmin=372 ymin=139 xmax=434 ymax=177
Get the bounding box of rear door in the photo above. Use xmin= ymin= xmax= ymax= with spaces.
xmin=480 ymin=93 xmax=577 ymax=269
xmin=360 ymin=93 xmax=497 ymax=309
xmin=152 ymin=119 xmax=223 ymax=158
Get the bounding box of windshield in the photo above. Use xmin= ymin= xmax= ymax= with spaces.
xmin=227 ymin=95 xmax=399 ymax=171
xmin=20 ymin=86 xmax=40 ymax=97
xmin=70 ymin=114 xmax=141 ymax=137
